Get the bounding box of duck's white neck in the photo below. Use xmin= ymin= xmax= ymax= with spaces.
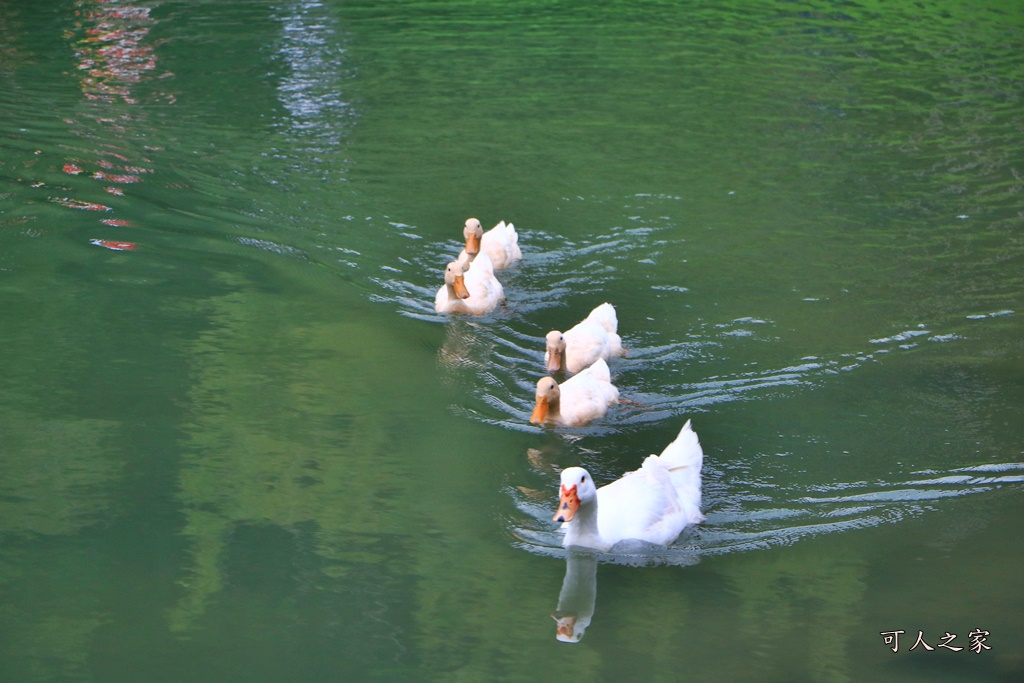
xmin=564 ymin=497 xmax=606 ymax=551
xmin=457 ymin=250 xmax=476 ymax=271
xmin=548 ymin=395 xmax=563 ymax=423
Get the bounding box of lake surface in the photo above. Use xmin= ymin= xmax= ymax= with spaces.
xmin=1 ymin=0 xmax=1021 ymax=681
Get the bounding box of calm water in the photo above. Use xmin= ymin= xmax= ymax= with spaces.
xmin=1 ymin=0 xmax=1022 ymax=681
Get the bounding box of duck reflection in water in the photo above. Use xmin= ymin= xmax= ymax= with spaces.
xmin=545 ymin=420 xmax=705 ymax=641
xmin=552 ymin=550 xmax=598 ymax=643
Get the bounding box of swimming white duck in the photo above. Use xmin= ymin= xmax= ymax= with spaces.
xmin=553 ymin=420 xmax=705 ymax=552
xmin=529 ymin=357 xmax=619 ymax=427
xmin=460 ymin=217 xmax=522 ymax=270
xmin=434 ymin=250 xmax=504 ymax=315
xmin=545 ymin=302 xmax=624 ymax=374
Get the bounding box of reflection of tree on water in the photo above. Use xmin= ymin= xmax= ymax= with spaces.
xmin=0 ymin=6 xmax=161 ymax=665
xmin=0 ymin=414 xmax=123 ymax=678
xmin=719 ymin=542 xmax=865 ymax=683
xmin=0 ymin=214 xmax=135 ymax=679
xmin=169 ymin=278 xmax=418 ymax=633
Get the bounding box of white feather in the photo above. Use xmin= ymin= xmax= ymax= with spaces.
xmin=434 ymin=251 xmax=504 ymax=315
xmin=557 ymin=420 xmax=705 ymax=551
xmin=545 ymin=303 xmax=624 ymax=374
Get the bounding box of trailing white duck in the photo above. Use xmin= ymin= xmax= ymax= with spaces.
xmin=529 ymin=357 xmax=618 ymax=427
xmin=553 ymin=420 xmax=705 ymax=552
xmin=460 ymin=217 xmax=522 ymax=270
xmin=545 ymin=302 xmax=624 ymax=374
xmin=434 ymin=250 xmax=504 ymax=315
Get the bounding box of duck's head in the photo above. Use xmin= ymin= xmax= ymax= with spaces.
xmin=554 ymin=467 xmax=596 ymax=523
xmin=443 ymin=261 xmax=470 ymax=299
xmin=544 ymin=331 xmax=566 ymax=373
xmin=552 ymin=613 xmax=582 ymax=643
xmin=463 ymin=218 xmax=483 ymax=255
xmin=530 ymin=376 xmax=560 ymax=424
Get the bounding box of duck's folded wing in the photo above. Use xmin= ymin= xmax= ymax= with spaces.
xmin=596 ymin=465 xmax=685 ymax=546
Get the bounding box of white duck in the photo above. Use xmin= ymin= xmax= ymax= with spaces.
xmin=460 ymin=217 xmax=522 ymax=270
xmin=544 ymin=302 xmax=624 ymax=374
xmin=434 ymin=251 xmax=504 ymax=315
xmin=553 ymin=420 xmax=705 ymax=552
xmin=529 ymin=357 xmax=618 ymax=427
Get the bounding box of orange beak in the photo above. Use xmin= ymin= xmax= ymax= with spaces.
xmin=530 ymin=396 xmax=549 ymax=425
xmin=553 ymin=484 xmax=579 ymax=523
xmin=452 ymin=274 xmax=470 ymax=299
xmin=464 ymin=232 xmax=481 ymax=256
xmin=546 ymin=347 xmax=562 ymax=374
xmin=552 ymin=613 xmax=578 ymax=641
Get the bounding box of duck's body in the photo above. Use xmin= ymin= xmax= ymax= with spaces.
xmin=435 ymin=251 xmax=504 ymax=315
xmin=545 ymin=303 xmax=624 ymax=374
xmin=460 ymin=218 xmax=522 ymax=270
xmin=530 ymin=358 xmax=618 ymax=427
xmin=553 ymin=420 xmax=705 ymax=551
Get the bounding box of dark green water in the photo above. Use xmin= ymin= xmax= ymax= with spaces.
xmin=1 ymin=0 xmax=1021 ymax=681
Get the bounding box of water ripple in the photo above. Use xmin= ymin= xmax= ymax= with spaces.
xmin=509 ymin=462 xmax=1024 ymax=566
xmin=356 ymin=215 xmax=1019 ymax=437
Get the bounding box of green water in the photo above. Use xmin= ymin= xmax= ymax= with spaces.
xmin=1 ymin=0 xmax=1021 ymax=681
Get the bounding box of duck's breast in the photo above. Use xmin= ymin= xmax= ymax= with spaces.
xmin=463 ymin=253 xmax=503 ymax=314
xmin=435 ymin=284 xmax=460 ymax=313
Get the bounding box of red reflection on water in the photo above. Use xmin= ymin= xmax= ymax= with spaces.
xmin=98 ymin=150 xmax=131 ymax=163
xmin=73 ymin=1 xmax=156 ymax=104
xmin=51 ymin=197 xmax=113 ymax=212
xmin=57 ymin=0 xmax=166 ymax=251
xmin=90 ymin=239 xmax=136 ymax=251
xmin=92 ymin=171 xmax=141 ymax=183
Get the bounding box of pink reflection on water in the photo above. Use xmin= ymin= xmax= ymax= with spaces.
xmin=57 ymin=0 xmax=169 ymax=251
xmin=72 ymin=0 xmax=157 ymax=105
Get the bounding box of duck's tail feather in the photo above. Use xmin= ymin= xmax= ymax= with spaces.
xmin=582 ymin=357 xmax=611 ymax=383
xmin=586 ymin=302 xmax=618 ymax=334
xmin=659 ymin=420 xmax=704 ymax=507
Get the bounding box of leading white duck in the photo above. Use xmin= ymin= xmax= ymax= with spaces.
xmin=529 ymin=357 xmax=618 ymax=427
xmin=545 ymin=302 xmax=624 ymax=374
xmin=460 ymin=217 xmax=522 ymax=270
xmin=553 ymin=420 xmax=705 ymax=552
xmin=434 ymin=251 xmax=504 ymax=315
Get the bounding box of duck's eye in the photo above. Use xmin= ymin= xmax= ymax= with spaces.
xmin=580 ymin=475 xmax=586 ymax=483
